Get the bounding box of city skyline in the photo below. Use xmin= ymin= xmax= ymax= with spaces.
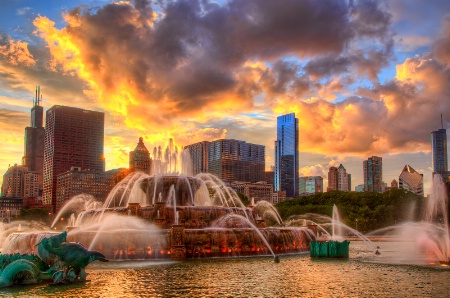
xmin=1 ymin=0 xmax=450 ymax=195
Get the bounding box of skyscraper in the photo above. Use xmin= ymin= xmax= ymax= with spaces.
xmin=184 ymin=141 xmax=210 ymax=176
xmin=363 ymin=156 xmax=383 ymax=193
xmin=22 ymin=86 xmax=45 ymax=191
xmin=327 ymin=167 xmax=338 ymax=191
xmin=185 ymin=139 xmax=265 ymax=183
xmin=431 ymin=128 xmax=448 ymax=173
xmin=399 ymin=165 xmax=424 ymax=196
xmin=274 ymin=113 xmax=299 ymax=198
xmin=129 ymin=137 xmax=152 ymax=174
xmin=43 ymin=105 xmax=104 ymax=212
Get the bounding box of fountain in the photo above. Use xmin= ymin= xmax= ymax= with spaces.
xmin=365 ymin=174 xmax=450 ymax=265
xmin=2 ymin=171 xmax=315 ymax=261
xmin=309 ymin=205 xmax=350 ymax=258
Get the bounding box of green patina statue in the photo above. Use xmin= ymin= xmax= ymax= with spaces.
xmin=0 ymin=231 xmax=108 ymax=287
xmin=0 ymin=259 xmax=55 ymax=287
xmin=42 ymin=241 xmax=108 ymax=282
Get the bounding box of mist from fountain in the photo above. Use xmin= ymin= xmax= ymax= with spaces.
xmin=253 ymin=200 xmax=283 ymax=226
xmin=366 ymin=175 xmax=450 ymax=264
xmin=285 ymin=207 xmax=376 ymax=250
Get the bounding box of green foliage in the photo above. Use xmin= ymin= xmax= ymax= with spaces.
xmin=276 ymin=189 xmax=425 ymax=232
xmin=17 ymin=208 xmax=53 ymax=225
xmin=237 ymin=192 xmax=250 ymax=206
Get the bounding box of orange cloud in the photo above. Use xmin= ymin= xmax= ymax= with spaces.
xmin=0 ymin=37 xmax=35 ymax=66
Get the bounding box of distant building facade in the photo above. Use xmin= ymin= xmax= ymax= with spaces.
xmin=391 ymin=179 xmax=398 ymax=188
xmin=327 ymin=164 xmax=351 ymax=191
xmin=43 ymin=105 xmax=104 ymax=213
xmin=56 ymin=167 xmax=111 ymax=207
xmin=355 ymin=184 xmax=364 ymax=192
xmin=399 ymin=165 xmax=424 ymax=196
xmin=363 ymin=156 xmax=383 ymax=192
xmin=0 ymin=197 xmax=23 ymax=223
xmin=186 ymin=139 xmax=265 ymax=183
xmin=299 ymin=176 xmax=323 ymax=195
xmin=274 ymin=113 xmax=299 ymax=198
xmin=231 ymin=181 xmax=273 ymax=204
xmin=1 ymin=164 xmax=40 ymax=199
xmin=264 ymin=166 xmax=275 ymax=186
xmin=184 ymin=141 xmax=210 ymax=175
xmin=129 ymin=137 xmax=152 ymax=174
xmin=272 ymin=191 xmax=286 ymax=204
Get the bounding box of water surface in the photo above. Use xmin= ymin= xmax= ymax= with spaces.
xmin=1 ymin=242 xmax=449 ymax=297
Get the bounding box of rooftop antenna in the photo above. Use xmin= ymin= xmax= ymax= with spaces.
xmin=35 ymin=85 xmax=38 ymax=106
xmin=38 ymin=86 xmax=42 ymax=105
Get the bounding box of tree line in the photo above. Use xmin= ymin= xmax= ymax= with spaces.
xmin=276 ymin=189 xmax=428 ymax=233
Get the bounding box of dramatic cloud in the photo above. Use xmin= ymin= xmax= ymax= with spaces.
xmin=1 ymin=0 xmax=449 ymax=193
xmin=30 ymin=0 xmax=393 ymax=136
xmin=0 ymin=36 xmax=35 ymax=66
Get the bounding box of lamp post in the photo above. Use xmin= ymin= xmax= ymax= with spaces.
xmin=355 ymin=219 xmax=358 ymax=231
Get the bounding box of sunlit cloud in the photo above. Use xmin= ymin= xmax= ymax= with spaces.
xmin=0 ymin=36 xmax=35 ymax=66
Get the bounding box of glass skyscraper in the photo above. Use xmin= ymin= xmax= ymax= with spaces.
xmin=363 ymin=156 xmax=383 ymax=193
xmin=431 ymin=128 xmax=448 ymax=173
xmin=274 ymin=113 xmax=299 ymax=198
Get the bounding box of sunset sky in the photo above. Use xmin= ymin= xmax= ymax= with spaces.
xmin=1 ymin=0 xmax=449 ymax=195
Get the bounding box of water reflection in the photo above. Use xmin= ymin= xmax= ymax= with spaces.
xmin=0 ymin=242 xmax=449 ymax=297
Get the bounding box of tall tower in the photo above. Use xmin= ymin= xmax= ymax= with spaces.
xmin=274 ymin=113 xmax=299 ymax=198
xmin=129 ymin=137 xmax=152 ymax=174
xmin=22 ymin=86 xmax=45 ymax=192
xmin=363 ymin=156 xmax=383 ymax=193
xmin=43 ymin=105 xmax=104 ymax=213
xmin=431 ymin=127 xmax=448 ymax=174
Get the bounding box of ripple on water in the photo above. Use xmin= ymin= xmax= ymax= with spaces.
xmin=0 ymin=242 xmax=449 ymax=297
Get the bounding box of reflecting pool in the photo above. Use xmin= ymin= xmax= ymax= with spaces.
xmin=1 ymin=242 xmax=449 ymax=297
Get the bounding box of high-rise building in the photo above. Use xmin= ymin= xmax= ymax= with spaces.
xmin=22 ymin=86 xmax=45 ymax=191
xmin=129 ymin=137 xmax=152 ymax=174
xmin=186 ymin=139 xmax=265 ymax=182
xmin=431 ymin=128 xmax=448 ymax=174
xmin=431 ymin=118 xmax=449 ymax=197
xmin=398 ymin=165 xmax=424 ymax=196
xmin=299 ymin=176 xmax=323 ymax=195
xmin=327 ymin=167 xmax=338 ymax=191
xmin=327 ymin=164 xmax=351 ymax=191
xmin=1 ymin=164 xmax=40 ymax=198
xmin=184 ymin=141 xmax=210 ymax=176
xmin=363 ymin=156 xmax=383 ymax=192
xmin=43 ymin=105 xmax=104 ymax=213
xmin=208 ymin=139 xmax=265 ymax=183
xmin=274 ymin=113 xmax=299 ymax=198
